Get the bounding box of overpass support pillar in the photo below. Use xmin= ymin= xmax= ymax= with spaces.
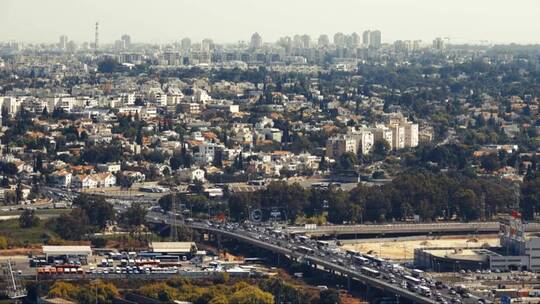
xmin=347 ymin=276 xmax=351 ymax=291
xmin=217 ymin=233 xmax=222 ymax=253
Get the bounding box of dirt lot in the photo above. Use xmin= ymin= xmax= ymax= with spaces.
xmin=341 ymin=235 xmax=500 ymax=261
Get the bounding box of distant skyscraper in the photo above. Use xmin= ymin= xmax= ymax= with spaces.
xmin=201 ymin=38 xmax=213 ymax=52
xmin=318 ymin=34 xmax=330 ymax=47
xmin=293 ymin=35 xmax=303 ymax=48
xmin=181 ymin=38 xmax=191 ymax=50
xmin=66 ymin=40 xmax=77 ymax=53
xmin=59 ymin=35 xmax=68 ymax=50
xmin=333 ymin=32 xmax=345 ymax=47
xmin=362 ymin=30 xmax=371 ymax=47
xmin=250 ymin=32 xmax=262 ymax=49
xmin=350 ymin=32 xmax=361 ymax=48
xmin=278 ymin=36 xmax=292 ymax=53
xmin=121 ymin=34 xmax=131 ymax=49
xmin=300 ymin=34 xmax=311 ymax=48
xmin=413 ymin=40 xmax=422 ymax=51
xmin=370 ymin=30 xmax=382 ymax=49
xmin=432 ymin=37 xmax=445 ymax=50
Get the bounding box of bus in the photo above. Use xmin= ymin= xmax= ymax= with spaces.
xmin=297 ymin=235 xmax=310 ymax=243
xmin=316 ymin=240 xmax=330 ymax=248
xmin=360 ymin=266 xmax=380 ymax=277
xmin=404 ymin=275 xmax=422 ymax=285
xmin=155 ymin=255 xmax=181 ymax=264
xmin=412 ymin=269 xmax=425 ymax=277
xmin=353 ymin=255 xmax=370 ymax=265
xmin=346 ymin=249 xmax=360 ymax=257
xmin=296 ymin=246 xmax=315 ymax=255
xmin=418 ymin=285 xmax=431 ymax=297
xmin=365 ymin=254 xmax=385 ymax=266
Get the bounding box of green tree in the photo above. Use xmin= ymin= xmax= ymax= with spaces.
xmin=456 ymin=189 xmax=480 ymax=221
xmin=337 ymin=152 xmax=357 ymax=171
xmin=521 ymin=176 xmax=540 ymax=220
xmin=53 ymin=209 xmax=90 ymax=240
xmin=97 ymin=58 xmax=123 ymax=73
xmin=209 ymin=295 xmax=229 ymax=304
xmin=34 ymin=154 xmax=43 ymax=172
xmin=77 ymin=280 xmax=119 ymax=304
xmin=158 ymin=193 xmax=180 ymax=212
xmin=480 ymin=153 xmax=501 ymax=172
xmin=0 ymin=236 xmax=8 ymax=249
xmin=73 ymin=194 xmax=115 ymax=230
xmin=319 ymin=289 xmax=341 ymax=304
xmin=19 ymin=209 xmax=40 ymax=228
xmin=372 ymin=139 xmax=391 ymax=159
xmin=117 ymin=174 xmax=134 ymax=189
xmin=48 ymin=281 xmax=80 ymax=299
xmin=15 ymin=182 xmax=23 ymax=204
xmin=123 ymin=203 xmax=147 ymax=228
xmin=229 ymin=286 xmax=274 ymax=304
xmin=91 ymin=237 xmax=108 ymax=248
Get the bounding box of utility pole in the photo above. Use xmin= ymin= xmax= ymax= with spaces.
xmin=170 ymin=191 xmax=178 ymax=242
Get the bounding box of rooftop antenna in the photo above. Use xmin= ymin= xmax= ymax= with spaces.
xmin=94 ymin=22 xmax=99 ymax=55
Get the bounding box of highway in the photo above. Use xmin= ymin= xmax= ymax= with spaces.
xmin=286 ymin=222 xmax=540 ymax=236
xmin=148 ymin=214 xmax=489 ymax=304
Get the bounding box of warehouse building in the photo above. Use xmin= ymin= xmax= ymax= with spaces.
xmin=489 ymin=212 xmax=540 ymax=272
xmin=150 ymin=242 xmax=197 ymax=257
xmin=42 ymin=245 xmax=92 ymax=265
xmin=415 ymin=212 xmax=540 ymax=272
xmin=414 ymin=247 xmax=495 ymax=272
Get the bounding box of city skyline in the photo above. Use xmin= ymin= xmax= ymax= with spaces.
xmin=1 ymin=0 xmax=540 ymax=45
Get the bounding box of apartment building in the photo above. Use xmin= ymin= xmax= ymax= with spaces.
xmin=325 ymin=135 xmax=357 ymax=159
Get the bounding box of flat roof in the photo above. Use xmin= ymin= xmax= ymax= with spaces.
xmin=150 ymin=242 xmax=196 ymax=253
xmin=42 ymin=245 xmax=92 ymax=256
xmin=423 ymin=248 xmax=495 ymax=262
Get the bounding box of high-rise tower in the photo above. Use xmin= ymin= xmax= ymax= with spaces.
xmin=94 ymin=22 xmax=99 ymax=54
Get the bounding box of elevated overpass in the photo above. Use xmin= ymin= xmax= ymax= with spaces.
xmin=285 ymin=222 xmax=540 ymax=237
xmin=188 ymin=222 xmax=437 ymax=304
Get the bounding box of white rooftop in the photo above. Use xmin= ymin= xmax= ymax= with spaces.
xmin=151 ymin=242 xmax=196 ymax=254
xmin=42 ymin=245 xmax=92 ymax=256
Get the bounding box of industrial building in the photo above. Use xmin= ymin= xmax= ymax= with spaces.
xmin=415 ymin=212 xmax=540 ymax=272
xmin=414 ymin=247 xmax=496 ymax=272
xmin=42 ymin=245 xmax=92 ymax=264
xmin=150 ymin=242 xmax=197 ymax=257
xmin=489 ymin=211 xmax=540 ymax=272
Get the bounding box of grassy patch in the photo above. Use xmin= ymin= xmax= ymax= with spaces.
xmin=0 ymin=218 xmax=59 ymax=246
xmin=0 ymin=208 xmax=70 ymax=216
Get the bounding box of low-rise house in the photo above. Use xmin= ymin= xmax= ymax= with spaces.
xmin=72 ymin=174 xmax=98 ymax=189
xmin=49 ymin=170 xmax=72 ymax=188
xmin=96 ymin=163 xmax=121 ymax=174
xmin=177 ymin=168 xmax=205 ymax=182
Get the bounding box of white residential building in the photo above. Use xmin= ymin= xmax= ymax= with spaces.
xmin=97 ymin=163 xmax=121 ymax=174
xmin=326 ymin=135 xmax=357 ymax=159
xmin=349 ymin=129 xmax=374 ymax=155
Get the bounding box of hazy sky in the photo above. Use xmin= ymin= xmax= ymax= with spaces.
xmin=1 ymin=0 xmax=539 ymax=44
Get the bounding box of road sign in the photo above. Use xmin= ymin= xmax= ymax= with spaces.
xmin=250 ymin=209 xmax=262 ymax=222
xmin=501 ymin=296 xmax=511 ymax=304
